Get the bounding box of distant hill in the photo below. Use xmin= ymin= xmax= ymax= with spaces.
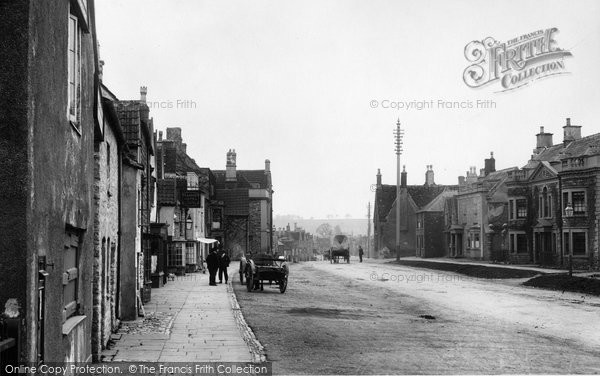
xmin=274 ymin=217 xmax=369 ymax=236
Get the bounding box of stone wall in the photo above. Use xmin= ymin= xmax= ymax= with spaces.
xmin=248 ymin=201 xmax=262 ymax=252
xmin=225 ymin=216 xmax=248 ymax=259
xmin=92 ymin=126 xmax=120 ymax=360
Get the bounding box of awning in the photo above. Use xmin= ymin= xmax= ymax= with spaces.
xmin=197 ymin=238 xmax=219 ymax=244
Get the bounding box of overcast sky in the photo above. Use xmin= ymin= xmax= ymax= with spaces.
xmin=96 ymin=0 xmax=600 ymax=220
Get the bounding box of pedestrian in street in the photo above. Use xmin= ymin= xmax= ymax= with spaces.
xmin=218 ymin=248 xmax=231 ymax=284
xmin=358 ymin=245 xmax=364 ymax=263
xmin=206 ymin=248 xmax=219 ymax=286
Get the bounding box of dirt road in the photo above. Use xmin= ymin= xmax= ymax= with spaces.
xmin=233 ymin=260 xmax=600 ymax=375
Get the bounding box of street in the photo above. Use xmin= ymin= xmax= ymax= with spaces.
xmin=233 ymin=259 xmax=600 ymax=375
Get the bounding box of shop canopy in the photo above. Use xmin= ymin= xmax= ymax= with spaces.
xmin=197 ymin=238 xmax=219 ymax=244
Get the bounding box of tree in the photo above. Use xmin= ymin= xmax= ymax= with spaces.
xmin=316 ymin=223 xmax=333 ymax=238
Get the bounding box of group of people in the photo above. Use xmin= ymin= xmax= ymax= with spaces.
xmin=205 ymin=247 xmax=230 ymax=286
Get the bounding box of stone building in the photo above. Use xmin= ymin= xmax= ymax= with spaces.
xmin=504 ymin=119 xmax=600 ymax=268
xmin=90 ymin=82 xmax=127 ymax=361
xmin=275 ymin=224 xmax=315 ymax=261
xmin=115 ymin=87 xmax=156 ymax=319
xmin=212 ymin=150 xmax=273 ymax=259
xmin=451 ymin=155 xmax=516 ymax=261
xmin=155 ymin=128 xmax=209 ymax=275
xmin=0 ymin=0 xmax=99 ymax=364
xmin=416 ymin=188 xmax=458 ymax=258
xmin=373 ymin=166 xmax=451 ymax=257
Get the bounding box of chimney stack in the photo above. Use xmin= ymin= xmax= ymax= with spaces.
xmin=534 ymin=126 xmax=553 ymax=154
xmin=458 ymin=176 xmax=466 ymax=185
xmin=140 ymin=86 xmax=147 ymax=103
xmin=484 ymin=152 xmax=496 ymax=176
xmin=265 ymin=159 xmax=271 ymax=173
xmin=99 ymin=60 xmax=105 ymax=81
xmin=158 ymin=130 xmax=163 ymax=141
xmin=401 ymin=165 xmax=407 ymax=187
xmin=563 ymin=117 xmax=582 ymax=145
xmin=376 ymin=169 xmax=382 ymax=188
xmin=425 ymin=165 xmax=435 ymax=186
xmin=226 ymin=149 xmax=237 ymax=182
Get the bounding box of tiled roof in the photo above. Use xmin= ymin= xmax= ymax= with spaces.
xmin=212 ymin=170 xmax=270 ymax=189
xmin=157 ymin=178 xmax=177 ymax=206
xmin=376 ymin=184 xmax=455 ymax=220
xmin=115 ymin=101 xmax=141 ymax=144
xmin=375 ymin=185 xmax=397 ymax=222
xmin=215 ymin=188 xmax=249 ymax=216
xmin=418 ymin=188 xmax=458 ymax=213
xmin=406 ymin=185 xmax=447 ymax=208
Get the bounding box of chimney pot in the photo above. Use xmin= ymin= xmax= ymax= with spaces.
xmin=140 ymin=86 xmax=147 ymax=103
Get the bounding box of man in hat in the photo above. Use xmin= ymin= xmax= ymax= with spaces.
xmin=206 ymin=247 xmax=219 ymax=286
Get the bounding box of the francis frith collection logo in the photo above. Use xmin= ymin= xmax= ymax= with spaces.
xmin=463 ymin=28 xmax=572 ymax=92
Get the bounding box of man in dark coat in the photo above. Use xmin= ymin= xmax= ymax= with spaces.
xmin=218 ymin=249 xmax=231 ymax=284
xmin=358 ymin=245 xmax=364 ymax=263
xmin=206 ymin=248 xmax=219 ymax=286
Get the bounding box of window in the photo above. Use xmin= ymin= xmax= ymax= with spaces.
xmin=168 ymin=243 xmax=183 ymax=267
xmin=185 ymin=242 xmax=196 ymax=264
xmin=516 ymin=199 xmax=527 ymax=218
xmin=572 ymin=232 xmax=586 ymax=256
xmin=509 ymin=198 xmax=527 ymax=219
xmin=572 ymin=192 xmax=586 ymax=215
xmin=67 ymin=13 xmax=81 ymax=128
xmin=564 ymin=231 xmax=587 ymax=256
xmin=468 ymin=232 xmax=480 ymax=249
xmin=509 ymin=232 xmax=527 ymax=253
xmin=563 ymin=190 xmax=586 ymax=216
xmin=539 ymin=187 xmax=552 ymax=218
xmin=212 ymin=208 xmax=222 ymax=230
xmin=63 ymin=230 xmax=81 ymax=321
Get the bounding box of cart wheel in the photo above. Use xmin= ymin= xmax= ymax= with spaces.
xmin=279 ymin=276 xmax=287 ymax=293
xmin=246 ymin=272 xmax=253 ymax=292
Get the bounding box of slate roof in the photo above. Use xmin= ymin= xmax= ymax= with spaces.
xmin=523 ymin=133 xmax=600 ymax=168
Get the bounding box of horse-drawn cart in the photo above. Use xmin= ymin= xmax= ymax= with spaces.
xmin=329 ymin=234 xmax=350 ymax=263
xmin=244 ymin=254 xmax=289 ymax=293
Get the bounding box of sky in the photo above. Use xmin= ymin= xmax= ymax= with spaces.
xmin=96 ymin=0 xmax=600 ymax=220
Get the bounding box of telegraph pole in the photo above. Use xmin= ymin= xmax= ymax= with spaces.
xmin=394 ymin=119 xmax=404 ymax=262
xmin=367 ymin=201 xmax=371 ymax=259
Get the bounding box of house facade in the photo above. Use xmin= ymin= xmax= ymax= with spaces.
xmin=156 ymin=128 xmax=209 ymax=275
xmin=115 ymin=88 xmax=156 ymax=318
xmin=212 ymin=150 xmax=273 ymax=259
xmin=91 ymin=82 xmax=127 ymax=361
xmin=0 ymin=0 xmax=99 ymax=364
xmin=504 ymin=120 xmax=600 ymax=268
xmin=373 ymin=166 xmax=451 ymax=257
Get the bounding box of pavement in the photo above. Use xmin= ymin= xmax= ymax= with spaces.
xmin=396 ymin=256 xmax=572 ymax=274
xmin=101 ymin=273 xmax=265 ymax=363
